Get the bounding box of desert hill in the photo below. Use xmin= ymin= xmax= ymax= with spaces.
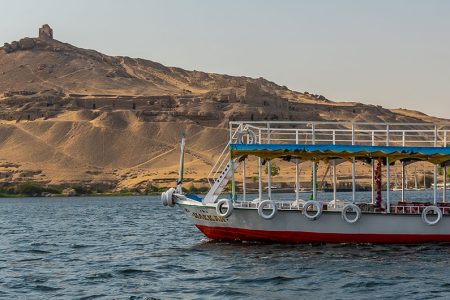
xmin=0 ymin=25 xmax=445 ymax=194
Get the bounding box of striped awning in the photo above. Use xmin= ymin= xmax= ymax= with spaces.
xmin=230 ymin=144 xmax=450 ymax=164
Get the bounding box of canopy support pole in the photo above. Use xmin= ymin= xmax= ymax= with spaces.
xmin=295 ymin=161 xmax=299 ymax=202
xmin=312 ymin=159 xmax=317 ymax=201
xmin=434 ymin=164 xmax=438 ymax=205
xmin=258 ymin=158 xmax=262 ymax=200
xmin=295 ymin=130 xmax=299 ymax=202
xmin=267 ymin=124 xmax=271 ymax=200
xmin=332 ymin=130 xmax=337 ymax=205
xmin=352 ymin=158 xmax=356 ymax=203
xmin=386 ymin=158 xmax=391 ymax=213
xmin=371 ymin=160 xmax=375 ymax=205
xmin=242 ymin=160 xmax=246 ymax=201
xmin=434 ymin=125 xmax=438 ymax=205
xmin=258 ymin=129 xmax=262 ymax=201
xmin=371 ymin=130 xmax=375 ymax=205
xmin=445 ymin=129 xmax=448 ymax=203
xmin=386 ymin=125 xmax=391 ymax=213
xmin=332 ymin=160 xmax=337 ymax=204
xmin=312 ymin=123 xmax=317 ymax=201
xmin=231 ymin=159 xmax=236 ymax=201
xmin=444 ymin=166 xmax=447 ymax=203
xmin=268 ymin=161 xmax=272 ymax=200
xmin=351 ymin=124 xmax=356 ymax=203
xmin=401 ymin=161 xmax=405 ymax=202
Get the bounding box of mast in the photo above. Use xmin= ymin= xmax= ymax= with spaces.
xmin=176 ymin=137 xmax=186 ymax=193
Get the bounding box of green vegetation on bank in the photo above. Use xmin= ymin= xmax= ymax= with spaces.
xmin=0 ymin=180 xmax=212 ymax=198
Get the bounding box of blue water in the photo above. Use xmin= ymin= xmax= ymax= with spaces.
xmin=1 ymin=193 xmax=450 ymax=299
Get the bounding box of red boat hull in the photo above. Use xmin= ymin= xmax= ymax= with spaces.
xmin=196 ymin=225 xmax=450 ymax=244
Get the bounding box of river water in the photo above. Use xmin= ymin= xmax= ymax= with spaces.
xmin=1 ymin=193 xmax=450 ymax=299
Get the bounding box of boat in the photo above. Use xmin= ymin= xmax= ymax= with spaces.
xmin=431 ymin=183 xmax=450 ymax=190
xmin=161 ymin=121 xmax=450 ymax=243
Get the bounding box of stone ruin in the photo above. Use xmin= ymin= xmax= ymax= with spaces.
xmin=39 ymin=24 xmax=53 ymax=40
xmin=3 ymin=24 xmax=53 ymax=53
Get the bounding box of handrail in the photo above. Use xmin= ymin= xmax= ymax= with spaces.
xmin=230 ymin=121 xmax=450 ymax=126
xmin=207 ymin=123 xmax=244 ymax=186
xmin=228 ymin=121 xmax=450 ymax=148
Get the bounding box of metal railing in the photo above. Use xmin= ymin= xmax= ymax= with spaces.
xmin=392 ymin=205 xmax=450 ymax=215
xmin=234 ymin=200 xmax=302 ymax=210
xmin=229 ymin=121 xmax=450 ymax=147
xmin=207 ymin=123 xmax=244 ymax=186
xmin=233 ymin=200 xmax=450 ymax=215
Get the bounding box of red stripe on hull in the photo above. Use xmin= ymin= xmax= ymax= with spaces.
xmin=196 ymin=225 xmax=450 ymax=244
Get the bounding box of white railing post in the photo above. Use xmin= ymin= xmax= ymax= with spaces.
xmin=311 ymin=123 xmax=316 ymax=144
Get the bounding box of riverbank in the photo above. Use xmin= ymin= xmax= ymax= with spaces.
xmin=0 ymin=180 xmax=209 ymax=198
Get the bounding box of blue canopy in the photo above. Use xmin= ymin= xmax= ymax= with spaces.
xmin=230 ymin=144 xmax=450 ymax=164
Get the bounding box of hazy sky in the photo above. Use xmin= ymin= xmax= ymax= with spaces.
xmin=1 ymin=0 xmax=450 ymax=118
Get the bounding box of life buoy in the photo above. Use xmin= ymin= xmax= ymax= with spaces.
xmin=422 ymin=206 xmax=442 ymax=226
xmin=236 ymin=129 xmax=257 ymax=144
xmin=342 ymin=203 xmax=361 ymax=224
xmin=303 ymin=201 xmax=322 ymax=221
xmin=258 ymin=200 xmax=277 ymax=220
xmin=216 ymin=199 xmax=234 ymax=218
xmin=166 ymin=188 xmax=176 ymax=207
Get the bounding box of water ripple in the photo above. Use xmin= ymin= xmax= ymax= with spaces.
xmin=1 ymin=194 xmax=450 ymax=299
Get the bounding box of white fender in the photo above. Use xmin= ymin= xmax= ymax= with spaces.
xmin=342 ymin=203 xmax=362 ymax=224
xmin=216 ymin=199 xmax=234 ymax=218
xmin=161 ymin=191 xmax=168 ymax=206
xmin=303 ymin=201 xmax=323 ymax=221
xmin=258 ymin=200 xmax=277 ymax=220
xmin=166 ymin=188 xmax=176 ymax=207
xmin=422 ymin=206 xmax=442 ymax=226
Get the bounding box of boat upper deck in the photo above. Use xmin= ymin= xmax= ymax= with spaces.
xmin=229 ymin=121 xmax=450 ymax=148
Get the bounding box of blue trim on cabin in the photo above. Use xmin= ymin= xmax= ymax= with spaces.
xmin=230 ymin=144 xmax=450 ymax=156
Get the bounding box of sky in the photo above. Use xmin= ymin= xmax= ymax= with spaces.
xmin=1 ymin=0 xmax=450 ymax=118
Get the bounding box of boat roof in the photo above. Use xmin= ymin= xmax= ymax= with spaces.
xmin=230 ymin=144 xmax=450 ymax=164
